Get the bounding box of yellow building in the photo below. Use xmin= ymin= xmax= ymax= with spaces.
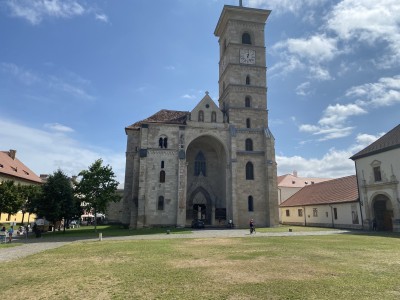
xmin=0 ymin=149 xmax=42 ymax=224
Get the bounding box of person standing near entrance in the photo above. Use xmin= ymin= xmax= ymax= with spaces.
xmin=8 ymin=226 xmax=14 ymax=243
xmin=250 ymin=219 xmax=255 ymax=234
xmin=372 ymin=218 xmax=377 ymax=231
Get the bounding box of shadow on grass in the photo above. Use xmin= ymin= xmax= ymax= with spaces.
xmin=14 ymin=225 xmax=192 ymax=244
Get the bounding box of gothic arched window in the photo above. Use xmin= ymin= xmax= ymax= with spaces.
xmin=198 ymin=110 xmax=204 ymax=122
xmin=246 ymin=118 xmax=251 ymax=129
xmin=245 ymin=96 xmax=251 ymax=107
xmin=159 ymin=170 xmax=165 ymax=183
xmin=211 ymin=111 xmax=217 ymax=123
xmin=245 ymin=139 xmax=253 ymax=151
xmin=248 ymin=196 xmax=254 ymax=211
xmin=242 ymin=32 xmax=251 ymax=45
xmin=163 ymin=137 xmax=168 ymax=148
xmin=246 ymin=75 xmax=250 ymax=85
xmin=159 ymin=137 xmax=163 ymax=148
xmin=246 ymin=162 xmax=254 ymax=180
xmin=195 ymin=151 xmax=206 ymax=176
xmin=158 ymin=196 xmax=164 ymax=210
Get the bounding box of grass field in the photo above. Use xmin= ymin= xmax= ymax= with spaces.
xmin=0 ymin=229 xmax=399 ymax=299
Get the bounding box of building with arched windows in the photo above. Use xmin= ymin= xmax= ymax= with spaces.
xmin=121 ymin=4 xmax=278 ymax=228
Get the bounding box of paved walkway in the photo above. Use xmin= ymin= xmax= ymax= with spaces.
xmin=0 ymin=229 xmax=350 ymax=262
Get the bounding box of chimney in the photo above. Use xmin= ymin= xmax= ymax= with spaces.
xmin=293 ymin=170 xmax=298 ymax=177
xmin=9 ymin=149 xmax=16 ymax=160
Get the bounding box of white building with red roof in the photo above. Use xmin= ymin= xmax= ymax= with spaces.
xmin=0 ymin=149 xmax=42 ymax=224
xmin=0 ymin=150 xmax=42 ymax=185
xmin=351 ymin=123 xmax=400 ymax=232
xmin=280 ymin=175 xmax=362 ymax=229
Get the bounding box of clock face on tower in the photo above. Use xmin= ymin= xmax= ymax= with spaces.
xmin=240 ymin=49 xmax=256 ymax=64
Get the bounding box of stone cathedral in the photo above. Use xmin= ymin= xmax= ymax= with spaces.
xmin=121 ymin=4 xmax=278 ymax=229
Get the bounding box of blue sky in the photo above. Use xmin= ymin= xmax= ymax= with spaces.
xmin=1 ymin=0 xmax=399 ymax=186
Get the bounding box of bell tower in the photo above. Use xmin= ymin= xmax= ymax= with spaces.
xmin=214 ymin=4 xmax=278 ymax=227
xmin=214 ymin=4 xmax=270 ymax=127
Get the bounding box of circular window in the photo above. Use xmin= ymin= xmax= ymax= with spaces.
xmin=205 ymin=104 xmax=210 ymax=108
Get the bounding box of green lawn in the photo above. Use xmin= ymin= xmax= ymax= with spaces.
xmin=34 ymin=224 xmax=335 ymax=239
xmin=1 ymin=231 xmax=399 ymax=299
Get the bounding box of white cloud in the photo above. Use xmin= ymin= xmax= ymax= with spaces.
xmin=269 ymin=0 xmax=400 ymax=79
xmin=4 ymin=0 xmax=108 ymax=25
xmin=44 ymin=123 xmax=74 ymax=133
xmin=165 ymin=65 xmax=176 ymax=71
xmin=326 ymin=0 xmax=400 ymax=68
xmin=1 ymin=62 xmax=95 ymax=101
xmin=346 ymin=75 xmax=400 ymax=107
xmin=0 ymin=118 xmax=125 ymax=187
xmin=182 ymin=94 xmax=196 ymax=100
xmin=299 ymin=75 xmax=399 ymax=141
xmin=0 ymin=62 xmax=39 ymax=85
xmin=271 ymin=35 xmax=338 ymax=80
xmin=248 ymin=0 xmax=328 ymax=15
xmin=280 ymin=35 xmax=338 ymax=62
xmin=318 ymin=103 xmax=367 ymax=127
xmin=5 ymin=0 xmax=84 ymax=24
xmin=95 ymin=13 xmax=109 ymax=23
xmin=277 ymin=131 xmax=382 ymax=178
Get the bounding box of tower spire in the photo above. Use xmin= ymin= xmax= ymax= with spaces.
xmin=239 ymin=0 xmax=243 ymax=7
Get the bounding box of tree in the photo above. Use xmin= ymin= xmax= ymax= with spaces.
xmin=75 ymin=159 xmax=120 ymax=231
xmin=19 ymin=184 xmax=42 ymax=224
xmin=0 ymin=180 xmax=25 ymax=220
xmin=34 ymin=170 xmax=75 ymax=231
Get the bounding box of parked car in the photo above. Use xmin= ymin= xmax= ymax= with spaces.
xmin=191 ymin=219 xmax=205 ymax=229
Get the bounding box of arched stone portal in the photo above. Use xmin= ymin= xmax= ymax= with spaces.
xmin=372 ymin=194 xmax=393 ymax=231
xmin=186 ymin=135 xmax=227 ymax=226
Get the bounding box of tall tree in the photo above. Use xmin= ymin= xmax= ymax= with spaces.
xmin=0 ymin=180 xmax=24 ymax=219
xmin=19 ymin=184 xmax=42 ymax=224
xmin=76 ymin=159 xmax=120 ymax=231
xmin=35 ymin=170 xmax=75 ymax=231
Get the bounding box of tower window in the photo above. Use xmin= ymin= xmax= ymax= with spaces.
xmin=161 ymin=161 xmax=164 ymax=169
xmin=159 ymin=137 xmax=168 ymax=149
xmin=248 ymin=196 xmax=254 ymax=212
xmin=195 ymin=151 xmax=206 ymax=176
xmin=223 ymin=39 xmax=227 ymax=52
xmin=159 ymin=170 xmax=165 ymax=183
xmin=211 ymin=111 xmax=216 ymax=123
xmin=242 ymin=32 xmax=251 ymax=45
xmin=246 ymin=75 xmax=250 ymax=85
xmin=246 ymin=162 xmax=254 ymax=180
xmin=158 ymin=196 xmax=164 ymax=210
xmin=245 ymin=138 xmax=253 ymax=151
xmin=245 ymin=96 xmax=251 ymax=107
xmin=198 ymin=110 xmax=204 ymax=122
xmin=246 ymin=118 xmax=251 ymax=128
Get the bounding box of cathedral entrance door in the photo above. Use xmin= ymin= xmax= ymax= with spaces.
xmin=193 ymin=204 xmax=206 ymax=221
xmin=373 ymin=196 xmax=393 ymax=231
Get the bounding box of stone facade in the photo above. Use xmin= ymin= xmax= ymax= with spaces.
xmin=121 ymin=5 xmax=278 ymax=229
xmin=351 ymin=124 xmax=400 ymax=232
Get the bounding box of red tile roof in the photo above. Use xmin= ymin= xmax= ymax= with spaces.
xmin=351 ymin=123 xmax=400 ymax=160
xmin=0 ymin=150 xmax=42 ymax=184
xmin=126 ymin=109 xmax=189 ymax=129
xmin=277 ymin=173 xmax=331 ymax=188
xmin=280 ymin=175 xmax=358 ymax=207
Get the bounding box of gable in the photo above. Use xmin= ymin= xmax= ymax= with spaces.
xmin=190 ymin=93 xmax=223 ymax=123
